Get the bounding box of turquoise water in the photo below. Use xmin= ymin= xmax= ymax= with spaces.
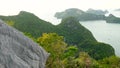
xmin=80 ymin=20 xmax=120 ymax=56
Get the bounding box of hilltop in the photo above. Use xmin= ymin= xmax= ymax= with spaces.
xmin=0 ymin=11 xmax=55 ymax=38
xmin=0 ymin=11 xmax=96 ymax=45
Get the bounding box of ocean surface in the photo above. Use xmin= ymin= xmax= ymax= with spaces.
xmin=80 ymin=20 xmax=120 ymax=56
xmin=80 ymin=11 xmax=120 ymax=56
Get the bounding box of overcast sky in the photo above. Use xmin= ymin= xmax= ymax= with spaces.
xmin=0 ymin=0 xmax=120 ymax=24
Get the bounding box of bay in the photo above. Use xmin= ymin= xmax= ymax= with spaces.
xmin=51 ymin=10 xmax=120 ymax=56
xmin=80 ymin=20 xmax=120 ymax=56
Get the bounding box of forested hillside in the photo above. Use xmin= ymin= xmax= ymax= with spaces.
xmin=0 ymin=11 xmax=55 ymax=38
xmin=0 ymin=11 xmax=119 ymax=68
xmin=0 ymin=11 xmax=96 ymax=45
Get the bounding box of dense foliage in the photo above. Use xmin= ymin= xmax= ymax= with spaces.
xmin=37 ymin=33 xmax=67 ymax=68
xmin=0 ymin=12 xmax=96 ymax=45
xmin=0 ymin=11 xmax=119 ymax=67
xmin=78 ymin=40 xmax=115 ymax=60
xmin=37 ymin=33 xmax=119 ymax=68
xmin=56 ymin=17 xmax=96 ymax=45
xmin=37 ymin=33 xmax=100 ymax=68
xmin=0 ymin=11 xmax=55 ymax=38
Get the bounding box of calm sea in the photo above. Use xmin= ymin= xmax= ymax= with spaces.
xmin=80 ymin=11 xmax=120 ymax=56
xmin=80 ymin=20 xmax=120 ymax=56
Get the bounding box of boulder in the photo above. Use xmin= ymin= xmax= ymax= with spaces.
xmin=0 ymin=20 xmax=49 ymax=68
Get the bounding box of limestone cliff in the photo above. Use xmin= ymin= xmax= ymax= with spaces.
xmin=0 ymin=20 xmax=49 ymax=68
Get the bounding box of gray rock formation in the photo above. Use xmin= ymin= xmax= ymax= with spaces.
xmin=0 ymin=20 xmax=49 ymax=68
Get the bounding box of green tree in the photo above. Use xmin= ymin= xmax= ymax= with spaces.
xmin=63 ymin=52 xmax=100 ymax=68
xmin=63 ymin=45 xmax=78 ymax=58
xmin=78 ymin=40 xmax=115 ymax=60
xmin=37 ymin=33 xmax=67 ymax=68
xmin=99 ymin=56 xmax=120 ymax=68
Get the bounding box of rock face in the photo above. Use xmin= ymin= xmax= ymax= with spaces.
xmin=0 ymin=20 xmax=49 ymax=68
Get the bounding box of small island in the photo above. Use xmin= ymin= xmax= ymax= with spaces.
xmin=55 ymin=8 xmax=120 ymax=23
xmin=105 ymin=14 xmax=120 ymax=23
xmin=86 ymin=8 xmax=108 ymax=15
xmin=55 ymin=8 xmax=105 ymax=21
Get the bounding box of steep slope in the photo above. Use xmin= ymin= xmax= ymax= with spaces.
xmin=56 ymin=17 xmax=96 ymax=45
xmin=0 ymin=11 xmax=55 ymax=38
xmin=0 ymin=20 xmax=49 ymax=68
xmin=0 ymin=11 xmax=96 ymax=45
xmin=56 ymin=17 xmax=115 ymax=59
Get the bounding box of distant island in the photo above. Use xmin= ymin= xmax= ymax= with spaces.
xmin=55 ymin=8 xmax=120 ymax=23
xmin=86 ymin=8 xmax=108 ymax=15
xmin=55 ymin=8 xmax=105 ymax=21
xmin=106 ymin=14 xmax=120 ymax=23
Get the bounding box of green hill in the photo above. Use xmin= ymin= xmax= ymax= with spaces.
xmin=56 ymin=17 xmax=114 ymax=59
xmin=0 ymin=11 xmax=96 ymax=45
xmin=0 ymin=11 xmax=55 ymax=38
xmin=0 ymin=11 xmax=115 ymax=60
xmin=56 ymin=17 xmax=96 ymax=45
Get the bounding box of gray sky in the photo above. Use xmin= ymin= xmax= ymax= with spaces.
xmin=0 ymin=0 xmax=120 ymax=24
